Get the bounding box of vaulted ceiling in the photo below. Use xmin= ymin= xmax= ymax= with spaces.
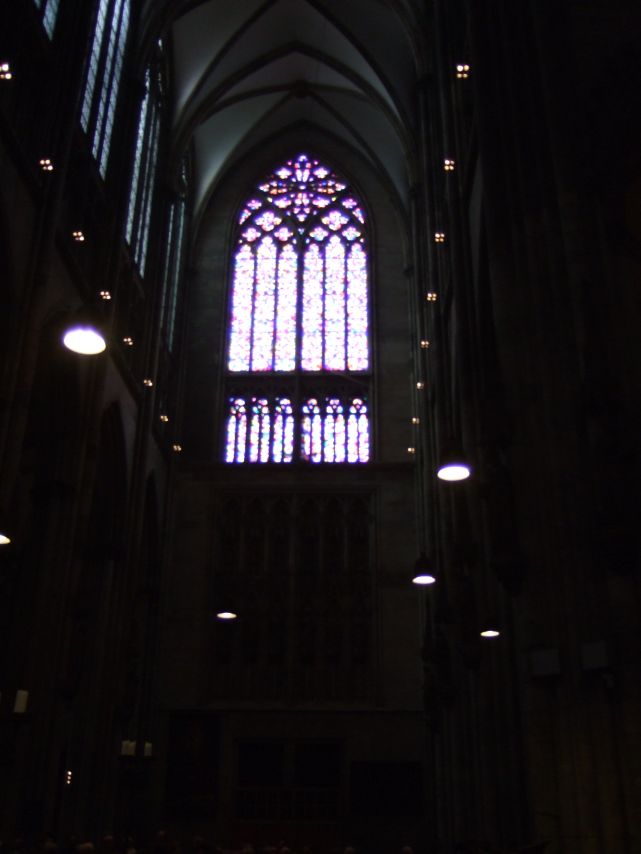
xmin=142 ymin=0 xmax=428 ymax=222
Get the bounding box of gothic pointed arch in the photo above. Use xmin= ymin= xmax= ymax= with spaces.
xmin=223 ymin=152 xmax=371 ymax=464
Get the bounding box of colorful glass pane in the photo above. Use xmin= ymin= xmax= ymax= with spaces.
xmin=301 ymin=244 xmax=324 ymax=370
xmin=347 ymin=398 xmax=369 ymax=462
xmin=322 ymin=210 xmax=349 ymax=231
xmin=274 ymin=243 xmax=297 ymax=371
xmin=302 ymin=398 xmax=323 ymax=463
xmin=324 ymin=236 xmax=346 ymax=370
xmin=347 ymin=243 xmax=369 ymax=370
xmin=274 ymin=226 xmax=293 ymax=241
xmin=324 ymin=398 xmax=346 ymax=463
xmin=228 ymin=245 xmax=254 ymax=371
xmin=273 ymin=398 xmax=294 ymax=463
xmin=243 ymin=227 xmax=261 ymax=242
xmin=342 ymin=226 xmax=361 ymax=241
xmin=255 ymin=211 xmax=281 ymax=231
xmin=251 ymin=238 xmax=277 ymax=371
xmin=226 ymin=398 xmax=247 ymax=463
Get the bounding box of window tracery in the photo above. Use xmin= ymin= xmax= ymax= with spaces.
xmin=224 ymin=154 xmax=371 ymax=464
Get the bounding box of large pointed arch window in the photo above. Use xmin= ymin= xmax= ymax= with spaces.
xmin=80 ymin=0 xmax=130 ymax=178
xmin=224 ymin=154 xmax=370 ymax=464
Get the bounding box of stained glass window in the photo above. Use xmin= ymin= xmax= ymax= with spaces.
xmin=125 ymin=66 xmax=161 ymax=277
xmin=80 ymin=0 xmax=130 ymax=178
xmin=34 ymin=0 xmax=60 ymax=38
xmin=224 ymin=154 xmax=370 ymax=464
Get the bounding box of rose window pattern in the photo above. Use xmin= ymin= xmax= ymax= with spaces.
xmin=224 ymin=154 xmax=370 ymax=464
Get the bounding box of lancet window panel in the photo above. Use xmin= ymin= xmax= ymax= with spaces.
xmin=33 ymin=0 xmax=60 ymax=38
xmin=125 ymin=66 xmax=161 ymax=277
xmin=80 ymin=0 xmax=130 ymax=178
xmin=225 ymin=393 xmax=369 ymax=464
xmin=224 ymin=154 xmax=372 ymax=464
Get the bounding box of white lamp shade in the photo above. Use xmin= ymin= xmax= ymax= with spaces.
xmin=216 ymin=610 xmax=238 ymax=620
xmin=63 ymin=325 xmax=106 ymax=355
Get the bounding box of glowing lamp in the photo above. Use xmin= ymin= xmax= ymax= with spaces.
xmin=437 ymin=441 xmax=471 ymax=481
xmin=216 ymin=610 xmax=238 ymax=621
xmin=63 ymin=325 xmax=106 ymax=355
xmin=412 ymin=553 xmax=436 ymax=585
xmin=0 ymin=532 xmax=11 ymax=545
xmin=480 ymin=620 xmax=501 ymax=638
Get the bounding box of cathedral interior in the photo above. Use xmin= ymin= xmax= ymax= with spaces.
xmin=1 ymin=2 xmax=640 ymax=852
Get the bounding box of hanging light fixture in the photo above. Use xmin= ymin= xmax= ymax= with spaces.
xmin=215 ymin=590 xmax=238 ymax=620
xmin=411 ymin=553 xmax=436 ymax=585
xmin=216 ymin=608 xmax=238 ymax=621
xmin=62 ymin=307 xmax=107 ymax=355
xmin=480 ymin=617 xmax=501 ymax=638
xmin=0 ymin=531 xmax=11 ymax=545
xmin=436 ymin=440 xmax=471 ymax=481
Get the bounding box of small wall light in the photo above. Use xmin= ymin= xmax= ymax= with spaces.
xmin=434 ymin=232 xmax=446 ymax=243
xmin=72 ymin=230 xmax=85 ymax=242
xmin=416 ymin=381 xmax=425 ymax=390
xmin=172 ymin=443 xmax=182 ymax=453
xmin=13 ymin=690 xmax=29 ymax=714
xmin=99 ymin=290 xmax=112 ymax=301
xmin=456 ymin=63 xmax=470 ymax=79
xmin=143 ymin=378 xmax=154 ymax=387
xmin=426 ymin=292 xmax=438 ymax=302
xmin=122 ymin=337 xmax=134 ymax=346
xmin=420 ymin=339 xmax=430 ymax=349
xmin=39 ymin=158 xmax=54 ymax=172
xmin=160 ymin=414 xmax=169 ymax=423
xmin=407 ymin=446 xmax=416 ymax=455
xmin=0 ymin=62 xmax=12 ymax=81
xmin=444 ymin=158 xmax=456 ymax=171
xmin=120 ymin=740 xmax=136 ymax=757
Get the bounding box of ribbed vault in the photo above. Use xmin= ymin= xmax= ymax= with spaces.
xmin=140 ymin=0 xmax=427 ymax=222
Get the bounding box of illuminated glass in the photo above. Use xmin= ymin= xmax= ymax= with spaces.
xmin=34 ymin=0 xmax=60 ymax=38
xmin=224 ymin=154 xmax=371 ymax=463
xmin=80 ymin=0 xmax=130 ymax=178
xmin=228 ymin=154 xmax=368 ymax=375
xmin=224 ymin=394 xmax=370 ymax=464
xmin=302 ymin=244 xmax=323 ymax=371
xmin=125 ymin=66 xmax=160 ymax=276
